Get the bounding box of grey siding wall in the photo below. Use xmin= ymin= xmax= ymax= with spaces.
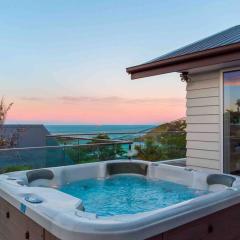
xmin=186 ymin=71 xmax=221 ymax=172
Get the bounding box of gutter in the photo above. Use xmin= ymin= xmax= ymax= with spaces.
xmin=126 ymin=42 xmax=240 ymax=78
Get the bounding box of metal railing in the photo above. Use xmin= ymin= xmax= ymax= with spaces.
xmin=0 ymin=130 xmax=186 ymax=173
xmin=0 ymin=141 xmax=132 ymax=173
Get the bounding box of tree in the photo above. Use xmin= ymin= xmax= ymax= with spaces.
xmin=66 ymin=133 xmax=126 ymax=164
xmin=0 ymin=97 xmax=13 ymax=126
xmin=90 ymin=133 xmax=126 ymax=161
xmin=134 ymin=119 xmax=186 ymax=161
xmin=134 ymin=139 xmax=166 ymax=161
xmin=0 ymin=98 xmax=14 ymax=148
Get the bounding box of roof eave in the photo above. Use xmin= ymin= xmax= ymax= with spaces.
xmin=126 ymin=43 xmax=240 ymax=79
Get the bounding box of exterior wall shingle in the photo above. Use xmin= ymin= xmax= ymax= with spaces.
xmin=186 ymin=70 xmax=221 ymax=172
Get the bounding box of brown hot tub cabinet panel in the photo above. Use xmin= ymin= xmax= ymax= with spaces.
xmin=44 ymin=231 xmax=59 ymax=240
xmin=0 ymin=197 xmax=45 ymax=240
xmin=1 ymin=195 xmax=240 ymax=240
xmin=149 ymin=203 xmax=240 ymax=240
xmin=146 ymin=234 xmax=163 ymax=240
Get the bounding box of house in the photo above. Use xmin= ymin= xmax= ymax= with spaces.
xmin=0 ymin=125 xmax=70 ymax=171
xmin=127 ymin=25 xmax=240 ymax=175
xmin=0 ymin=124 xmax=50 ymax=148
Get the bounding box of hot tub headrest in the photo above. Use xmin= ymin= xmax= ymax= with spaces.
xmin=107 ymin=162 xmax=148 ymax=176
xmin=207 ymin=174 xmax=235 ymax=187
xmin=27 ymin=169 xmax=54 ymax=183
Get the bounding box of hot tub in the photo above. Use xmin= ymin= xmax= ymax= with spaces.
xmin=1 ymin=160 xmax=240 ymax=240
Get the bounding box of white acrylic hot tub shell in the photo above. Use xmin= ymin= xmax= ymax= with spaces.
xmin=1 ymin=160 xmax=240 ymax=240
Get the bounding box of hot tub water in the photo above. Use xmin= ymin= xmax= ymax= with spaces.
xmin=59 ymin=175 xmax=208 ymax=216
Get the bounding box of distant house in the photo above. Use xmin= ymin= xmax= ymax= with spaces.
xmin=127 ymin=25 xmax=240 ymax=175
xmin=0 ymin=125 xmax=73 ymax=170
xmin=1 ymin=124 xmax=50 ymax=148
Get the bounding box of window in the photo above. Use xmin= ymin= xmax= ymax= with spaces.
xmin=223 ymin=70 xmax=240 ymax=174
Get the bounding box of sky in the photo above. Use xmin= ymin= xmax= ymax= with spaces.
xmin=224 ymin=71 xmax=240 ymax=112
xmin=1 ymin=0 xmax=240 ymax=125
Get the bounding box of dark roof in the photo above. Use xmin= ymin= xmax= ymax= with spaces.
xmin=148 ymin=25 xmax=240 ymax=63
xmin=1 ymin=125 xmax=50 ymax=148
xmin=127 ymin=25 xmax=240 ymax=79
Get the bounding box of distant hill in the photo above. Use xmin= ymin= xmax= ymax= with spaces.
xmin=138 ymin=117 xmax=186 ymax=141
xmin=149 ymin=117 xmax=186 ymax=133
xmin=134 ymin=117 xmax=186 ymax=161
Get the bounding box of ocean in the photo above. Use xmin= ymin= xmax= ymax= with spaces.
xmin=45 ymin=125 xmax=155 ymax=135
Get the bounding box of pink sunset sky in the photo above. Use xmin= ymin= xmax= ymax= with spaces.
xmin=2 ymin=1 xmax=238 ymax=124
xmin=6 ymin=73 xmax=186 ymax=124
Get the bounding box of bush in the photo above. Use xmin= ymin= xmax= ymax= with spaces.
xmin=65 ymin=133 xmax=126 ymax=164
xmin=134 ymin=139 xmax=166 ymax=161
xmin=134 ymin=119 xmax=186 ymax=161
xmin=1 ymin=165 xmax=32 ymax=173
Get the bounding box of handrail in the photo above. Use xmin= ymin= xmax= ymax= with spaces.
xmin=46 ymin=131 xmax=186 ymax=138
xmin=49 ymin=136 xmax=132 ymax=142
xmin=0 ymin=140 xmax=133 ymax=152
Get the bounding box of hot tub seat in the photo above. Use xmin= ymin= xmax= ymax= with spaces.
xmin=106 ymin=162 xmax=148 ymax=176
xmin=207 ymin=174 xmax=236 ymax=187
xmin=27 ymin=169 xmax=54 ymax=183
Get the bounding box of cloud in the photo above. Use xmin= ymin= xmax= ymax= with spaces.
xmin=59 ymin=96 xmax=123 ymax=103
xmin=59 ymin=96 xmax=185 ymax=105
xmin=20 ymin=97 xmax=45 ymax=101
xmin=19 ymin=95 xmax=185 ymax=106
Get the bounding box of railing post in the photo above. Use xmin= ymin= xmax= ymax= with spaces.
xmin=63 ymin=146 xmax=66 ymax=162
xmin=128 ymin=143 xmax=132 ymax=160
